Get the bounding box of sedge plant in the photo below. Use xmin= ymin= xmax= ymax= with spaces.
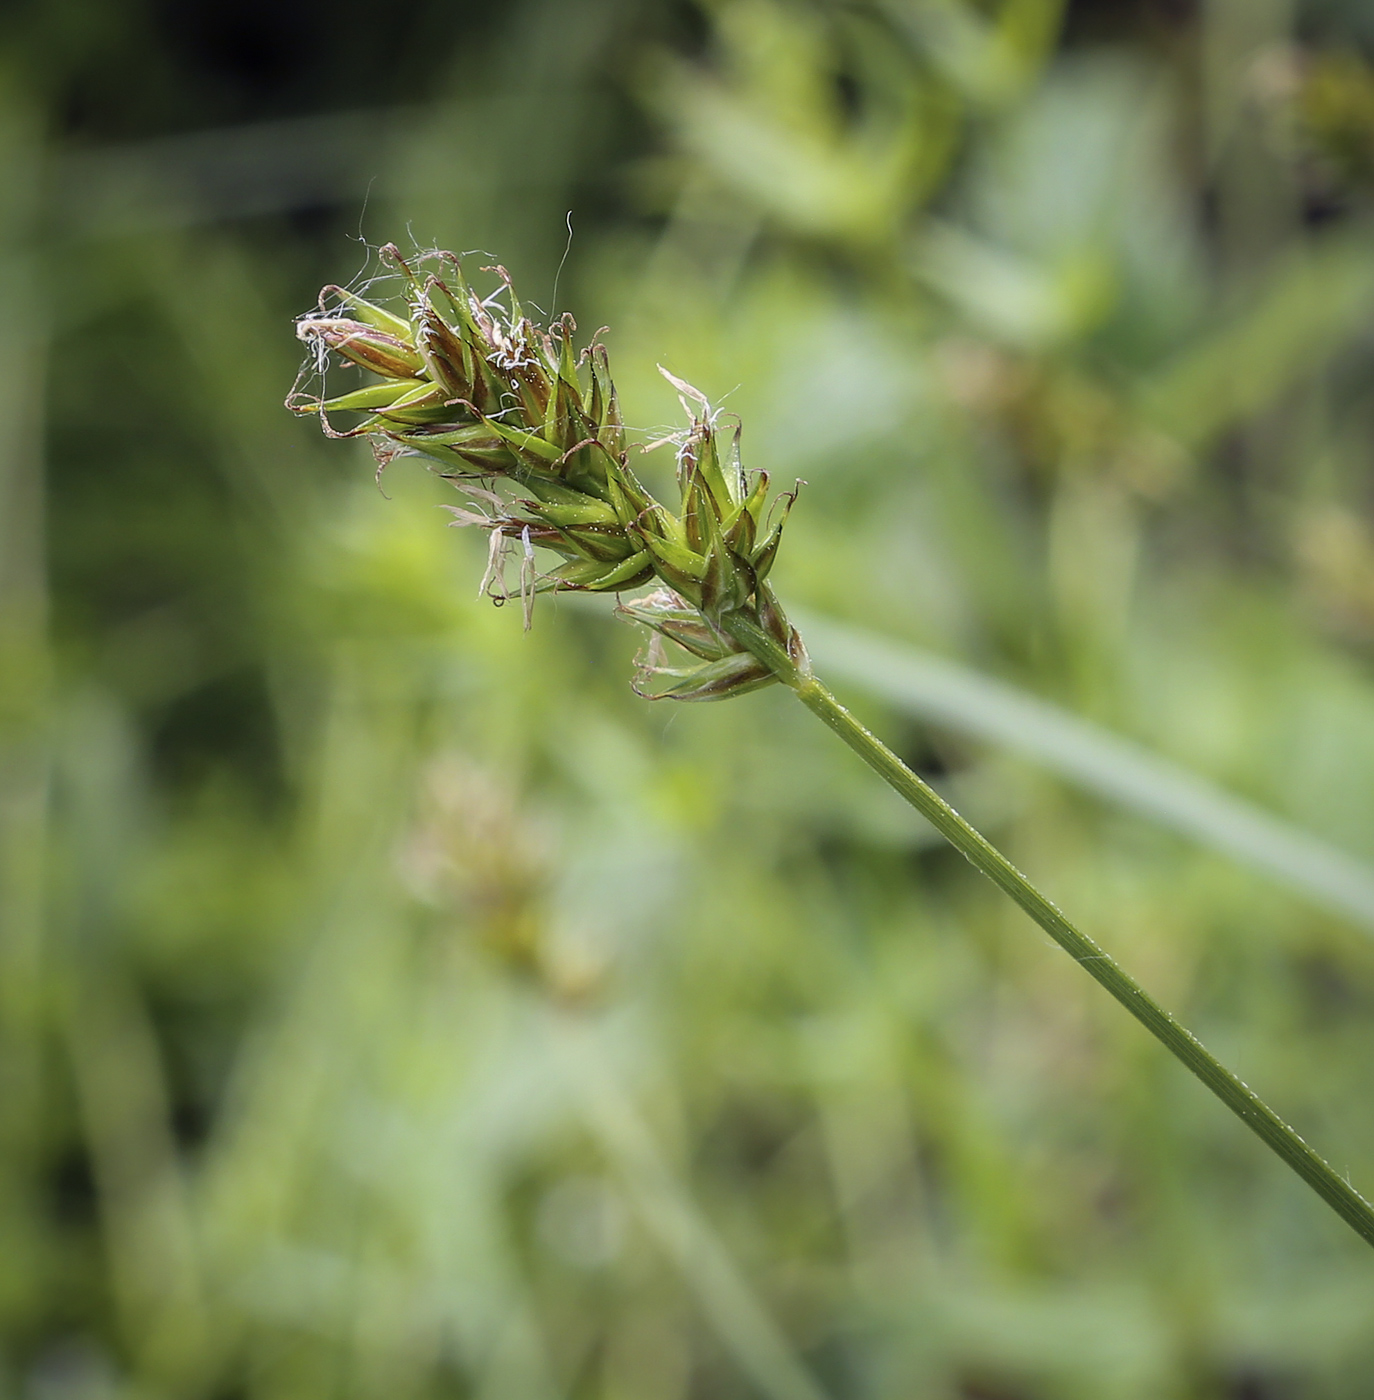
xmin=290 ymin=244 xmax=1374 ymax=1250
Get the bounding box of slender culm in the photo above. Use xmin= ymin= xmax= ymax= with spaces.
xmin=292 ymin=245 xmax=1374 ymax=1250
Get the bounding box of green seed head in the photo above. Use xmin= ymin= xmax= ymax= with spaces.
xmin=291 ymin=244 xmax=804 ymax=699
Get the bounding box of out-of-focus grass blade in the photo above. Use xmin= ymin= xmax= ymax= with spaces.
xmin=551 ymin=1013 xmax=832 ymax=1400
xmin=1139 ymin=238 xmax=1374 ymax=450
xmin=798 ymin=610 xmax=1374 ymax=934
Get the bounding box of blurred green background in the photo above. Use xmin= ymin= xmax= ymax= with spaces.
xmin=7 ymin=1 xmax=1374 ymax=1396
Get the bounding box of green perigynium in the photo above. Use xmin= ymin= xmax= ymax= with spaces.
xmin=290 ymin=244 xmax=802 ymax=700
xmin=292 ymin=244 xmax=1374 ymax=1251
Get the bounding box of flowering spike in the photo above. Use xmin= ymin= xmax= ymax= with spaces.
xmin=291 ymin=248 xmax=799 ymax=698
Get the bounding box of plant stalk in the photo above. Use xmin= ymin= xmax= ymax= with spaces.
xmin=722 ymin=607 xmax=1374 ymax=1250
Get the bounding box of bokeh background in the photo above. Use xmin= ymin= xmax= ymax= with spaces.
xmin=6 ymin=0 xmax=1374 ymax=1396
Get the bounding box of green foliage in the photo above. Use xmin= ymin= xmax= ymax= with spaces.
xmin=7 ymin=2 xmax=1374 ymax=1399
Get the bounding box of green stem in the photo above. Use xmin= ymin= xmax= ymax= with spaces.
xmin=722 ymin=607 xmax=1374 ymax=1250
